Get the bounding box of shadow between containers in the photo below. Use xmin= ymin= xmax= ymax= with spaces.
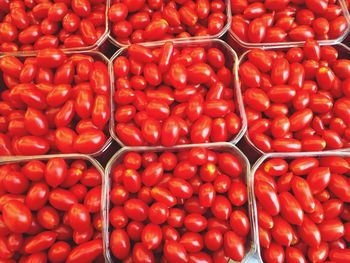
xmin=250 ymin=150 xmax=350 ymax=260
xmin=108 ymin=38 xmax=247 ymax=148
xmin=107 ymin=0 xmax=232 ymax=48
xmin=229 ymin=0 xmax=350 ymax=50
xmin=0 ymin=0 xmax=110 ymax=55
xmin=0 ymin=50 xmax=113 ymax=157
xmin=102 ymin=142 xmax=261 ymax=263
xmin=237 ymin=42 xmax=350 ymax=155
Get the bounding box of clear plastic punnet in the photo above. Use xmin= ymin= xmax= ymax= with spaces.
xmin=0 ymin=154 xmax=107 ymax=262
xmin=237 ymin=42 xmax=350 ymax=154
xmin=229 ymin=0 xmax=350 ymax=49
xmin=0 ymin=0 xmax=110 ymax=54
xmin=251 ymin=150 xmax=350 ymax=263
xmin=108 ymin=0 xmax=231 ymax=48
xmin=103 ymin=142 xmax=261 ymax=263
xmin=109 ymin=38 xmax=247 ymax=147
xmin=0 ymin=50 xmax=112 ymax=157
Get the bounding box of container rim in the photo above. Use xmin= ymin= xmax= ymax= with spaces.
xmin=0 ymin=50 xmax=113 ymax=157
xmin=108 ymin=38 xmax=247 ymax=148
xmin=0 ymin=153 xmax=104 ymax=174
xmin=0 ymin=0 xmax=110 ymax=55
xmin=102 ymin=142 xmax=257 ymax=263
xmin=237 ymin=42 xmax=350 ymax=155
xmin=108 ymin=0 xmax=232 ymax=48
xmin=229 ymin=0 xmax=350 ymax=49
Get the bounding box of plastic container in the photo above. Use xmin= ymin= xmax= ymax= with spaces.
xmin=0 ymin=50 xmax=112 ymax=157
xmin=237 ymin=42 xmax=350 ymax=155
xmin=0 ymin=0 xmax=110 ymax=53
xmin=251 ymin=150 xmax=350 ymax=261
xmin=229 ymin=0 xmax=350 ymax=49
xmin=0 ymin=153 xmax=107 ymax=261
xmin=103 ymin=142 xmax=260 ymax=263
xmin=108 ymin=0 xmax=232 ymax=48
xmin=109 ymin=38 xmax=247 ymax=147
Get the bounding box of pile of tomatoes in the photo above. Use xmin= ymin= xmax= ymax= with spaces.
xmin=0 ymin=0 xmax=107 ymax=52
xmin=255 ymin=155 xmax=350 ymax=262
xmin=2 ymin=0 xmax=350 ymax=262
xmin=240 ymin=40 xmax=350 ymax=152
xmin=0 ymin=48 xmax=110 ymax=156
xmin=108 ymin=0 xmax=227 ymax=45
xmin=108 ymin=146 xmax=251 ymax=262
xmin=230 ymin=0 xmax=348 ymax=44
xmin=113 ymin=41 xmax=242 ymax=146
xmin=0 ymin=158 xmax=103 ymax=262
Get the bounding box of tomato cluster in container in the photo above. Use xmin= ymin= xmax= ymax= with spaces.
xmin=1 ymin=0 xmax=350 ymax=262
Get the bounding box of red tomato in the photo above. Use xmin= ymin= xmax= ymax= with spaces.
xmin=132 ymin=242 xmax=155 ymax=263
xmin=110 ymin=229 xmax=130 ymax=260
xmin=255 ymin=181 xmax=280 ymax=216
xmin=163 ymin=240 xmax=189 ymax=263
xmin=66 ymin=239 xmax=103 ymax=263
xmin=2 ymin=200 xmax=32 ymax=233
xmin=25 ymin=182 xmax=49 ymax=211
xmin=229 ymin=210 xmax=250 ymax=236
xmin=48 ymin=241 xmax=71 ymax=263
xmin=318 ymin=219 xmax=345 ymax=242
xmin=291 ymin=176 xmax=316 ymax=213
xmin=24 ymin=231 xmax=57 ymax=254
xmin=67 ymin=203 xmax=91 ymax=232
xmin=45 ymin=158 xmax=67 ymax=188
xmin=299 ymin=215 xmax=321 ymax=248
xmin=49 ymin=188 xmax=78 ymax=211
xmin=263 ymin=242 xmax=285 ymax=263
xmin=279 ymin=191 xmax=304 ymax=225
xmin=271 ymin=216 xmax=295 ymax=246
xmin=224 ymin=231 xmax=245 ymax=261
